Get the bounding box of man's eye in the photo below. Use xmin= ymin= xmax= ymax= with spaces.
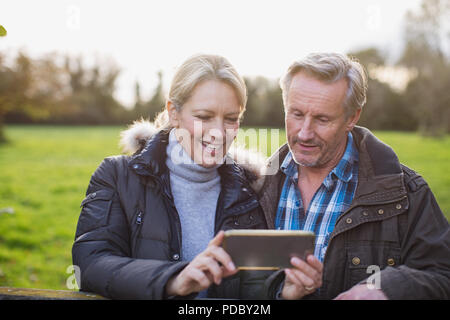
xmin=196 ymin=115 xmax=210 ymax=120
xmin=226 ymin=118 xmax=239 ymax=123
xmin=318 ymin=117 xmax=329 ymax=123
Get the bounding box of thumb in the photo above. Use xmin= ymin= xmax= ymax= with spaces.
xmin=209 ymin=230 xmax=225 ymax=247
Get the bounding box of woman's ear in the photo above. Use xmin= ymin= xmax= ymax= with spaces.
xmin=166 ymin=101 xmax=179 ymax=128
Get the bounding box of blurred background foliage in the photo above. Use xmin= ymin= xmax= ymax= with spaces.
xmin=0 ymin=0 xmax=449 ymax=141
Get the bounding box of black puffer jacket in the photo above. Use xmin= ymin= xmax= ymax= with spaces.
xmin=72 ymin=127 xmax=268 ymax=299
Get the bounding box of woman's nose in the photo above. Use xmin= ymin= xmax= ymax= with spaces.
xmin=205 ymin=119 xmax=226 ymax=144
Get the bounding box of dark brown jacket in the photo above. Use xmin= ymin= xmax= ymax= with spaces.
xmin=260 ymin=126 xmax=450 ymax=300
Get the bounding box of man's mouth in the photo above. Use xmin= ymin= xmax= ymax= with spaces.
xmin=297 ymin=142 xmax=320 ymax=151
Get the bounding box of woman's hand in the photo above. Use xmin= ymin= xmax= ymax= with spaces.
xmin=281 ymin=255 xmax=323 ymax=300
xmin=165 ymin=230 xmax=238 ymax=297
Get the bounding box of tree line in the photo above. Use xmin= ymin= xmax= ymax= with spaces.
xmin=1 ymin=0 xmax=449 ymax=141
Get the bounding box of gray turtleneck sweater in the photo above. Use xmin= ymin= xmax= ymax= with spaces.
xmin=165 ymin=129 xmax=221 ymax=264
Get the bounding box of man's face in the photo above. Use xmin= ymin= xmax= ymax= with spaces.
xmin=285 ymin=72 xmax=360 ymax=169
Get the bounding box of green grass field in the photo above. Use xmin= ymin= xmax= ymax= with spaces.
xmin=0 ymin=125 xmax=449 ymax=290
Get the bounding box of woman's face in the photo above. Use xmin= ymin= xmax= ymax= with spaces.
xmin=168 ymin=80 xmax=242 ymax=168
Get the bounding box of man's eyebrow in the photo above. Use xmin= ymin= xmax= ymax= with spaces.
xmin=314 ymin=114 xmax=330 ymax=118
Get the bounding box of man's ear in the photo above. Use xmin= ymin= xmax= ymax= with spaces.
xmin=346 ymin=108 xmax=361 ymax=132
xmin=166 ymin=101 xmax=179 ymax=128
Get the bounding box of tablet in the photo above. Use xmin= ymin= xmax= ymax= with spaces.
xmin=222 ymin=229 xmax=315 ymax=270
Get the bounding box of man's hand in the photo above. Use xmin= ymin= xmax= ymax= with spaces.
xmin=165 ymin=231 xmax=238 ymax=297
xmin=281 ymin=255 xmax=323 ymax=300
xmin=334 ymin=284 xmax=388 ymax=300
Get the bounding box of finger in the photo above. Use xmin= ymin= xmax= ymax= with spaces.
xmin=284 ymin=269 xmax=302 ymax=287
xmin=222 ymin=266 xmax=239 ymax=278
xmin=207 ymin=245 xmax=236 ymax=273
xmin=306 ymin=255 xmax=324 ymax=273
xmin=200 ymin=256 xmax=224 ymax=285
xmin=288 ymin=268 xmax=315 ymax=288
xmin=188 ymin=268 xmax=212 ymax=291
xmin=209 ymin=230 xmax=225 ymax=247
xmin=291 ymin=257 xmax=320 ymax=282
xmin=284 ymin=269 xmax=305 ymax=292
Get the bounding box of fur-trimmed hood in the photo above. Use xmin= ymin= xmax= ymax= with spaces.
xmin=119 ymin=119 xmax=268 ymax=192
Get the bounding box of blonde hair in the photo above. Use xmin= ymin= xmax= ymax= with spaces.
xmin=154 ymin=54 xmax=247 ymax=129
xmin=280 ymin=52 xmax=368 ymax=116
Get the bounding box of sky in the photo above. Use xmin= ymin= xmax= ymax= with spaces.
xmin=1 ymin=0 xmax=423 ymax=107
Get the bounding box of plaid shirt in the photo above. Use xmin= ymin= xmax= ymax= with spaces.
xmin=275 ymin=132 xmax=359 ymax=262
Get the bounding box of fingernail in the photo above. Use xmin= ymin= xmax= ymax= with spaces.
xmin=228 ymin=262 xmax=236 ymax=270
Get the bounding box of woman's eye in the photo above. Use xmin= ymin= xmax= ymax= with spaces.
xmin=196 ymin=115 xmax=210 ymax=120
xmin=226 ymin=118 xmax=239 ymax=123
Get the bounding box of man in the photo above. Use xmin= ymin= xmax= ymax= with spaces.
xmin=259 ymin=53 xmax=450 ymax=300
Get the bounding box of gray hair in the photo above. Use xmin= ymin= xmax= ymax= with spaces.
xmin=279 ymin=52 xmax=368 ymax=116
xmin=154 ymin=54 xmax=247 ymax=129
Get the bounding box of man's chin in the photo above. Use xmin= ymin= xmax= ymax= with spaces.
xmin=292 ymin=154 xmax=320 ymax=168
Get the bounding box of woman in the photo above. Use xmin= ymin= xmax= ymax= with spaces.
xmin=72 ymin=54 xmax=268 ymax=299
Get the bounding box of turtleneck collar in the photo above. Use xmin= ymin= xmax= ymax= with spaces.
xmin=165 ymin=129 xmax=220 ymax=183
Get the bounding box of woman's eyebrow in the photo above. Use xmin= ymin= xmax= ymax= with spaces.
xmin=225 ymin=111 xmax=240 ymax=116
xmin=192 ymin=108 xmax=215 ymax=114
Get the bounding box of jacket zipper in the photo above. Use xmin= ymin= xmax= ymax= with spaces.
xmin=136 ymin=211 xmax=143 ymax=225
xmin=130 ymin=209 xmax=143 ymax=257
xmin=157 ymin=174 xmax=183 ymax=259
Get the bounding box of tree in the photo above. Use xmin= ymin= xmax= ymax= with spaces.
xmin=242 ymin=76 xmax=284 ymax=127
xmin=147 ymin=71 xmax=166 ymax=121
xmin=349 ymin=48 xmax=418 ymax=131
xmin=0 ymin=25 xmax=8 ymax=142
xmin=398 ymin=0 xmax=450 ymax=135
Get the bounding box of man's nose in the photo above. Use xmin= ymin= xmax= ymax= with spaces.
xmin=297 ymin=118 xmax=315 ymax=141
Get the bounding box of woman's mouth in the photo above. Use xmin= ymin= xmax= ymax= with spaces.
xmin=201 ymin=141 xmax=222 ymax=157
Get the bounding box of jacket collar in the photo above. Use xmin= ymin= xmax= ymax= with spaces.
xmin=128 ymin=128 xmax=171 ymax=177
xmin=350 ymin=126 xmax=407 ymax=205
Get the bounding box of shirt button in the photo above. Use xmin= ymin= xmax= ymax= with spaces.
xmin=396 ymin=204 xmax=402 ymax=210
xmin=242 ymin=187 xmax=248 ymax=193
xmin=352 ymin=257 xmax=361 ymax=266
xmin=172 ymin=254 xmax=180 ymax=261
xmin=362 ymin=211 xmax=369 ymax=216
xmin=346 ymin=218 xmax=352 ymax=224
xmin=387 ymin=258 xmax=395 ymax=266
xmin=132 ymin=164 xmax=139 ymax=170
xmin=91 ymin=192 xmax=97 ymax=198
xmin=378 ymin=209 xmax=384 ymax=215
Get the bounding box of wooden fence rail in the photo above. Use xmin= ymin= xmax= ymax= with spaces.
xmin=0 ymin=287 xmax=105 ymax=300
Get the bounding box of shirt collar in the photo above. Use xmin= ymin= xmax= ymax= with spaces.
xmin=330 ymin=132 xmax=358 ymax=183
xmin=281 ymin=132 xmax=358 ymax=189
